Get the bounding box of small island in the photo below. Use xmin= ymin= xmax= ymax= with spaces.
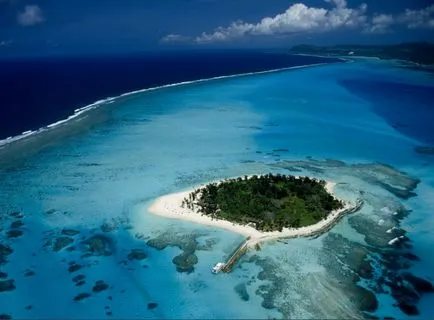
xmin=182 ymin=174 xmax=343 ymax=232
xmin=148 ymin=174 xmax=360 ymax=244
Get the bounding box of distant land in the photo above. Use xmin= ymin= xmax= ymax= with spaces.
xmin=289 ymin=42 xmax=434 ymax=65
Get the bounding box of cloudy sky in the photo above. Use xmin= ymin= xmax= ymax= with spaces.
xmin=0 ymin=0 xmax=433 ymax=56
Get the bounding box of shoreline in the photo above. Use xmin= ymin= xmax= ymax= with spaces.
xmin=147 ymin=177 xmax=360 ymax=245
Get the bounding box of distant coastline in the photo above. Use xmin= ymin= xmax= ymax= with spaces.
xmin=147 ymin=176 xmax=360 ymax=245
xmin=289 ymin=42 xmax=434 ymax=66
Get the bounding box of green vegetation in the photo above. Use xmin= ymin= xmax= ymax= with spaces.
xmin=182 ymin=174 xmax=344 ymax=232
xmin=289 ymin=42 xmax=434 ymax=65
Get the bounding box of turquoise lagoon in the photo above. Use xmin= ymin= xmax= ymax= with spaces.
xmin=0 ymin=59 xmax=433 ymax=319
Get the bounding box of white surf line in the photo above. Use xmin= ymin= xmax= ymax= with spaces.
xmin=0 ymin=61 xmax=337 ymax=149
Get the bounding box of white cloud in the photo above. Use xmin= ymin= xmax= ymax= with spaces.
xmin=365 ymin=4 xmax=434 ymax=34
xmin=194 ymin=1 xmax=367 ymax=43
xmin=364 ymin=14 xmax=394 ymax=34
xmin=17 ymin=5 xmax=44 ymax=27
xmin=398 ymin=5 xmax=434 ymax=29
xmin=325 ymin=0 xmax=347 ymax=9
xmin=160 ymin=34 xmax=191 ymax=43
xmin=161 ymin=2 xmax=434 ymax=43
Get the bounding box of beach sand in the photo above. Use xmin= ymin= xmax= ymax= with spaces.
xmin=147 ymin=178 xmax=355 ymax=245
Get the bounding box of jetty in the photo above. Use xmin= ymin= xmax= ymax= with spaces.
xmin=212 ymin=199 xmax=364 ymax=274
xmin=211 ymin=237 xmax=250 ymax=274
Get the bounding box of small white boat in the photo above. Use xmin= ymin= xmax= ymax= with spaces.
xmin=211 ymin=262 xmax=225 ymax=274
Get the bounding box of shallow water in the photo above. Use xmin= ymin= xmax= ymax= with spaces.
xmin=0 ymin=59 xmax=433 ymax=319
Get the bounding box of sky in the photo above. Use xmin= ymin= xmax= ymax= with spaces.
xmin=0 ymin=0 xmax=433 ymax=56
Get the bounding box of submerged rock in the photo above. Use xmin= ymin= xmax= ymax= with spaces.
xmin=10 ymin=220 xmax=24 ymax=229
xmin=61 ymin=229 xmax=80 ymax=236
xmin=172 ymin=253 xmax=198 ymax=273
xmin=356 ymin=287 xmax=378 ymax=313
xmin=0 ymin=314 xmax=12 ymax=320
xmin=76 ymin=280 xmax=86 ymax=287
xmin=0 ymin=244 xmax=13 ymax=265
xmin=73 ymin=292 xmax=91 ymax=302
xmin=68 ymin=262 xmax=82 ymax=273
xmin=401 ymin=273 xmax=434 ymax=293
xmin=45 ymin=209 xmax=56 ymax=215
xmin=0 ymin=279 xmax=16 ymax=292
xmin=146 ymin=238 xmax=168 ymax=250
xmin=147 ymin=302 xmax=158 ymax=310
xmin=147 ymin=232 xmax=203 ymax=273
xmin=53 ymin=237 xmax=74 ymax=252
xmin=196 ymin=238 xmax=219 ymax=251
xmin=24 ymin=269 xmax=35 ymax=277
xmin=81 ymin=235 xmax=113 ymax=257
xmin=9 ymin=211 xmax=23 ymax=219
xmin=92 ymin=280 xmax=109 ymax=293
xmin=6 ymin=229 xmax=23 ymax=239
xmin=127 ymin=249 xmax=147 ymax=261
xmin=0 ymin=272 xmax=7 ymax=279
xmin=72 ymin=274 xmax=85 ymax=283
xmin=397 ymin=299 xmax=419 ymax=315
xmin=100 ymin=222 xmax=117 ymax=233
xmin=234 ymin=283 xmax=250 ymax=301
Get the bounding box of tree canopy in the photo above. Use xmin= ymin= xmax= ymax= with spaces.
xmin=182 ymin=174 xmax=344 ymax=232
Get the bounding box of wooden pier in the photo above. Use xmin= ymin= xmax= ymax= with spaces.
xmin=221 ymin=237 xmax=251 ymax=273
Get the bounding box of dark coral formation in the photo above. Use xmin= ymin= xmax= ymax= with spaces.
xmin=53 ymin=237 xmax=74 ymax=252
xmin=0 ymin=244 xmax=13 ymax=265
xmin=196 ymin=238 xmax=219 ymax=251
xmin=0 ymin=279 xmax=16 ymax=292
xmin=100 ymin=217 xmax=129 ymax=233
xmin=24 ymin=269 xmax=35 ymax=277
xmin=234 ymin=283 xmax=250 ymax=301
xmin=172 ymin=253 xmax=198 ymax=274
xmin=147 ymin=232 xmax=203 ymax=273
xmin=9 ymin=211 xmax=23 ymax=219
xmin=10 ymin=220 xmax=24 ymax=229
xmin=330 ymin=213 xmax=433 ymax=316
xmin=72 ymin=274 xmax=86 ymax=286
xmin=81 ymin=235 xmax=114 ymax=257
xmin=68 ymin=262 xmax=82 ymax=273
xmin=147 ymin=302 xmax=158 ymax=310
xmin=100 ymin=222 xmax=117 ymax=233
xmin=383 ymin=273 xmax=434 ymax=315
xmin=6 ymin=229 xmax=23 ymax=239
xmin=72 ymin=274 xmax=85 ymax=283
xmin=73 ymin=292 xmax=91 ymax=302
xmin=127 ymin=249 xmax=147 ymax=261
xmin=61 ymin=229 xmax=80 ymax=236
xmin=92 ymin=280 xmax=109 ymax=293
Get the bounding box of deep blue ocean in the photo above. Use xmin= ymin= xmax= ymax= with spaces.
xmin=0 ymin=51 xmax=433 ymax=319
xmin=0 ymin=50 xmax=338 ymax=139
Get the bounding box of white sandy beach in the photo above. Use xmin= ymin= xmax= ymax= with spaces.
xmin=147 ymin=178 xmax=355 ymax=245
